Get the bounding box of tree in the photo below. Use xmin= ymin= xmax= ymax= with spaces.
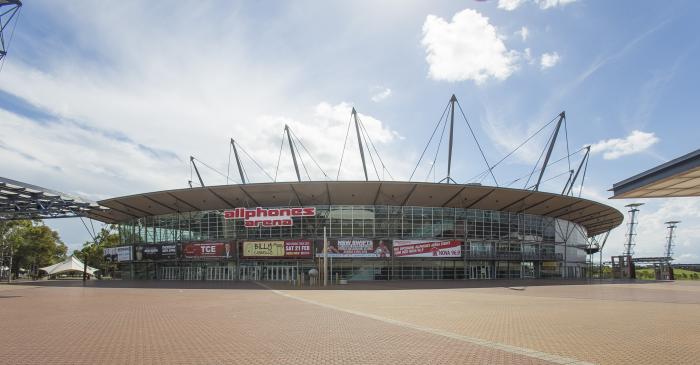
xmin=0 ymin=220 xmax=67 ymax=279
xmin=74 ymin=225 xmax=120 ymax=278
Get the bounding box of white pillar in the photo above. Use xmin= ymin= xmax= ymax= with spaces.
xmin=323 ymin=226 xmax=328 ymax=287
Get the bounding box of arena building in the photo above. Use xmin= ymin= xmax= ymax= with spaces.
xmin=88 ymin=181 xmax=623 ymax=281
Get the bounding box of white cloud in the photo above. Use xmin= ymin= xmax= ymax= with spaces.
xmin=498 ymin=0 xmax=575 ymax=11
xmin=540 ymin=52 xmax=561 ymax=69
xmin=498 ymin=0 xmax=527 ymax=11
xmin=536 ymin=0 xmax=576 ymax=9
xmin=523 ymin=48 xmax=534 ymax=64
xmin=515 ymin=26 xmax=530 ymax=41
xmin=421 ymin=9 xmax=519 ymax=84
xmin=370 ymin=87 xmax=392 ymax=102
xmin=590 ymin=130 xmax=659 ymax=160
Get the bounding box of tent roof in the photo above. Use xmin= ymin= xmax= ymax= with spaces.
xmin=39 ymin=256 xmax=98 ymax=276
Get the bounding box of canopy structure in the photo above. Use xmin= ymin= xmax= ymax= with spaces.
xmin=94 ymin=181 xmax=623 ymax=237
xmin=0 ymin=176 xmax=110 ymax=221
xmin=611 ymin=149 xmax=700 ymax=199
xmin=39 ymin=256 xmax=98 ymax=276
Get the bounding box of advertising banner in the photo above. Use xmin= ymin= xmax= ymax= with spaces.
xmin=242 ymin=239 xmax=312 ymax=258
xmin=393 ymin=239 xmax=462 ymax=258
xmin=134 ymin=244 xmax=179 ymax=261
xmin=322 ymin=239 xmax=391 ymax=258
xmin=182 ymin=242 xmax=233 ymax=259
xmin=104 ymin=246 xmax=133 ymax=262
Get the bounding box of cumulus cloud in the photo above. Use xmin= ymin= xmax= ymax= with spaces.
xmin=540 ymin=52 xmax=561 ymax=69
xmin=590 ymin=130 xmax=659 ymax=160
xmin=498 ymin=0 xmax=576 ymax=11
xmin=370 ymin=87 xmax=392 ymax=102
xmin=536 ymin=0 xmax=576 ymax=9
xmin=421 ymin=8 xmax=519 ymax=84
xmin=515 ymin=26 xmax=529 ymax=41
xmin=498 ymin=0 xmax=526 ymax=11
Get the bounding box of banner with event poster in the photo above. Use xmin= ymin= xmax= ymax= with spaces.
xmin=182 ymin=242 xmax=234 ymax=259
xmin=393 ymin=239 xmax=462 ymax=258
xmin=104 ymin=246 xmax=133 ymax=262
xmin=242 ymin=239 xmax=312 ymax=258
xmin=134 ymin=244 xmax=179 ymax=261
xmin=321 ymin=239 xmax=391 ymax=258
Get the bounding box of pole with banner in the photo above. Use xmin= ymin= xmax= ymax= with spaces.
xmin=323 ymin=226 xmax=328 ymax=287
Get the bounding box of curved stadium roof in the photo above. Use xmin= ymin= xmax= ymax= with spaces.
xmin=90 ymin=181 xmax=622 ymax=237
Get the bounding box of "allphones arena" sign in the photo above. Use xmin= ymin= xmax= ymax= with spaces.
xmin=224 ymin=207 xmax=316 ymax=228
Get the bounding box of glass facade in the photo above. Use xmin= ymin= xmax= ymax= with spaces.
xmin=113 ymin=205 xmax=589 ymax=281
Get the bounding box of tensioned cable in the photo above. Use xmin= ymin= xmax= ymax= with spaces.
xmin=274 ymin=129 xmax=286 ymax=182
xmin=524 ymin=169 xmax=574 ymax=190
xmin=290 ymin=136 xmax=311 ymax=180
xmin=455 ymin=100 xmax=498 ymax=186
xmin=359 ymin=122 xmax=381 ymax=180
xmin=464 ymin=113 xmax=560 ymax=183
xmin=356 ymin=115 xmax=395 ymax=181
xmin=578 ymin=150 xmax=590 ymax=198
xmin=425 ymin=111 xmax=449 ymax=181
xmin=192 ymin=157 xmax=231 ymax=183
xmin=0 ymin=6 xmax=21 ymax=76
xmin=226 ymin=142 xmax=232 ymax=184
xmin=507 ymin=146 xmax=587 ymax=188
xmin=289 ymin=129 xmax=329 ymax=179
xmin=409 ymin=100 xmax=451 ymax=181
xmin=336 ymin=113 xmax=353 ymax=180
xmin=523 ymin=125 xmax=555 ymax=189
xmin=237 ymin=143 xmax=275 ymax=181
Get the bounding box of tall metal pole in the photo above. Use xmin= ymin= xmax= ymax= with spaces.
xmin=664 ymin=221 xmax=680 ymax=259
xmin=446 ymin=95 xmax=457 ymax=184
xmin=352 ymin=108 xmax=369 ymax=181
xmin=285 ymin=125 xmax=302 ymax=182
xmin=323 ymin=226 xmax=328 ymax=287
xmin=564 ymin=145 xmax=590 ymax=195
xmin=230 ymin=139 xmax=246 ymax=184
xmin=534 ymin=112 xmax=565 ymax=191
xmin=560 ymin=170 xmax=574 ymax=195
xmin=624 ymin=203 xmax=643 ymax=257
xmin=190 ymin=156 xmax=205 ymax=187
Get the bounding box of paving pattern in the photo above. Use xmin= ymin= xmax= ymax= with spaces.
xmin=0 ymin=280 xmax=698 ymax=364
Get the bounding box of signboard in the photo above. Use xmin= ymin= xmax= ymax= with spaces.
xmin=104 ymin=246 xmax=133 ymax=262
xmin=242 ymin=240 xmax=312 ymax=258
xmin=322 ymin=239 xmax=391 ymax=258
xmin=134 ymin=244 xmax=179 ymax=261
xmin=182 ymin=242 xmax=233 ymax=259
xmin=393 ymin=239 xmax=462 ymax=258
xmin=224 ymin=207 xmax=316 ymax=228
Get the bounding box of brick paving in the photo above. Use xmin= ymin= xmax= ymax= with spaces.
xmin=1 ymin=280 xmax=698 ymax=364
xmin=0 ymin=280 xmax=553 ymax=365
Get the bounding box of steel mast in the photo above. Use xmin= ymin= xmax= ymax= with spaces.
xmin=352 ymin=107 xmax=369 ymax=181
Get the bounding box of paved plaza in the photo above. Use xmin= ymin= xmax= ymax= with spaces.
xmin=1 ymin=280 xmax=699 ymax=364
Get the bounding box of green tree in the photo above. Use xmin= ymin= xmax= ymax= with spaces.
xmin=73 ymin=225 xmax=120 ymax=278
xmin=0 ymin=220 xmax=67 ymax=279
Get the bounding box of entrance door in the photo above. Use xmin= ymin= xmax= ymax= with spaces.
xmin=470 ymin=264 xmax=492 ymax=279
xmin=161 ymin=267 xmax=179 ymax=280
xmin=206 ymin=266 xmax=236 ymax=281
xmin=239 ymin=266 xmax=262 ymax=281
xmin=263 ymin=266 xmax=297 ymax=281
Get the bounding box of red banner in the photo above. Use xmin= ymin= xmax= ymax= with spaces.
xmin=182 ymin=242 xmax=233 ymax=259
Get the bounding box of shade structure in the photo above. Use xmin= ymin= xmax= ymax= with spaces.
xmin=39 ymin=256 xmax=98 ymax=276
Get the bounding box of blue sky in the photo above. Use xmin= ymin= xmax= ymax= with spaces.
xmin=1 ymin=0 xmax=699 ymax=262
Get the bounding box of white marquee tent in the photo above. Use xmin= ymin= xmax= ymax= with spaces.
xmin=39 ymin=256 xmax=98 ymax=277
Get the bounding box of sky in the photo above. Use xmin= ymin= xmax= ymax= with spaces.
xmin=1 ymin=0 xmax=699 ymax=262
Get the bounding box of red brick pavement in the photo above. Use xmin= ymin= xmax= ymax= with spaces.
xmin=0 ymin=281 xmax=559 ymax=365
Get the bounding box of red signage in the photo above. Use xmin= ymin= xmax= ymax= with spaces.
xmin=182 ymin=242 xmax=233 ymax=259
xmin=224 ymin=207 xmax=316 ymax=228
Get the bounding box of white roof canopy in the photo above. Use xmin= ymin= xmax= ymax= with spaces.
xmin=39 ymin=256 xmax=98 ymax=276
